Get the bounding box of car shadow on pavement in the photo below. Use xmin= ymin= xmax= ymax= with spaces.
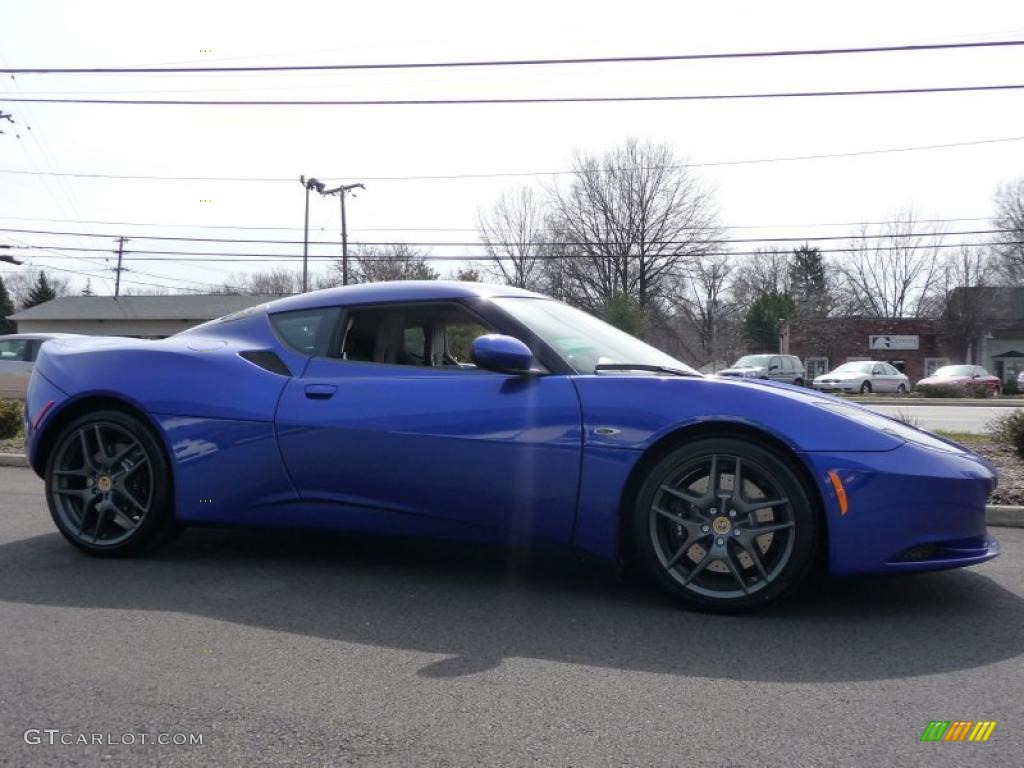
xmin=1 ymin=526 xmax=1021 ymax=682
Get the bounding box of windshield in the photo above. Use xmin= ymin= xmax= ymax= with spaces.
xmin=491 ymin=297 xmax=698 ymax=375
xmin=834 ymin=361 xmax=875 ymax=374
xmin=934 ymin=365 xmax=974 ymax=377
xmin=733 ymin=355 xmax=772 ymax=368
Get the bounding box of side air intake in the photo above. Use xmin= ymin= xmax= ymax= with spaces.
xmin=238 ymin=350 xmax=291 ymax=376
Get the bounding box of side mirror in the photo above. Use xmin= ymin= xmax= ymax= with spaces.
xmin=471 ymin=334 xmax=534 ymax=374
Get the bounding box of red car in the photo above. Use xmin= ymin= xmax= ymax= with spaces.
xmin=915 ymin=365 xmax=1002 ymax=396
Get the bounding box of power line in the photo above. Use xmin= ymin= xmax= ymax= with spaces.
xmin=0 ymin=213 xmax=996 ymax=233
xmin=4 ymin=83 xmax=1023 ymax=106
xmin=0 ymin=225 xmax=1015 ymax=247
xmin=0 ymin=135 xmax=1020 ymax=182
xmin=2 ymin=39 xmax=1021 ymax=75
xmin=14 ymin=239 xmax=1022 ymax=261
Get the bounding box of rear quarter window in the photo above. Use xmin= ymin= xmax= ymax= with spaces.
xmin=270 ymin=308 xmax=335 ymax=355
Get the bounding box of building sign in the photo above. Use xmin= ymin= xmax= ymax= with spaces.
xmin=869 ymin=335 xmax=919 ymax=350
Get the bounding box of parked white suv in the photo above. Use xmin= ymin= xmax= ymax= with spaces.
xmin=718 ymin=354 xmax=806 ymax=386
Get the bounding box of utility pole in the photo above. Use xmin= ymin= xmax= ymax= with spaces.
xmin=113 ymin=237 xmax=125 ymax=298
xmin=299 ymin=175 xmax=325 ymax=293
xmin=323 ymin=182 xmax=365 ymax=285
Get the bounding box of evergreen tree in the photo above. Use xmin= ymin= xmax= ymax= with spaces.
xmin=788 ymin=245 xmax=830 ymax=318
xmin=743 ymin=291 xmax=795 ymax=351
xmin=22 ymin=271 xmax=58 ymax=310
xmin=0 ymin=276 xmax=15 ymax=333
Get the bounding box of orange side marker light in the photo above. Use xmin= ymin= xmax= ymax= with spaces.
xmin=828 ymin=470 xmax=848 ymax=516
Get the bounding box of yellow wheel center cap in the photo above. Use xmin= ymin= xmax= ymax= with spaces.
xmin=96 ymin=475 xmax=113 ymax=492
xmin=712 ymin=516 xmax=732 ymax=535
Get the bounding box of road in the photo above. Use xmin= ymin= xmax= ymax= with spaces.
xmin=865 ymin=403 xmax=1016 ymax=433
xmin=0 ymin=465 xmax=1022 ymax=768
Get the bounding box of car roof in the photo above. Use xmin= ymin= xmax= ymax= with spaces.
xmin=260 ymin=280 xmax=547 ymax=314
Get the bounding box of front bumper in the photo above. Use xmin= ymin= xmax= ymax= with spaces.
xmin=800 ymin=441 xmax=999 ymax=575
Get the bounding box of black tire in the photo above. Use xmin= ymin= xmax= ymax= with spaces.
xmin=897 ymin=383 xmax=907 ymax=394
xmin=45 ymin=409 xmax=177 ymax=557
xmin=793 ymin=378 xmax=804 ymax=387
xmin=860 ymin=381 xmax=872 ymax=394
xmin=631 ymin=437 xmax=818 ymax=612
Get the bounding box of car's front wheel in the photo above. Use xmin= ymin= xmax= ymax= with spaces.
xmin=45 ymin=410 xmax=177 ymax=557
xmin=860 ymin=381 xmax=872 ymax=394
xmin=632 ymin=437 xmax=818 ymax=612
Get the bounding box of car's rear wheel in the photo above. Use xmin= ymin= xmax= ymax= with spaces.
xmin=793 ymin=378 xmax=804 ymax=387
xmin=45 ymin=410 xmax=176 ymax=557
xmin=860 ymin=381 xmax=872 ymax=394
xmin=897 ymin=383 xmax=907 ymax=394
xmin=632 ymin=437 xmax=818 ymax=612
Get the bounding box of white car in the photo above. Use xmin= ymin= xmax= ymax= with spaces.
xmin=0 ymin=333 xmax=71 ymax=399
xmin=812 ymin=360 xmax=909 ymax=395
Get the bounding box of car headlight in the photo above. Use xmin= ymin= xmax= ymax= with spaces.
xmin=814 ymin=401 xmax=964 ymax=454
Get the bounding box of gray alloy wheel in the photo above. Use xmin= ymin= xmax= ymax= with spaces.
xmin=45 ymin=410 xmax=176 ymax=556
xmin=633 ymin=437 xmax=817 ymax=611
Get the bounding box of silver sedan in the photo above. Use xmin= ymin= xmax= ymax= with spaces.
xmin=812 ymin=360 xmax=909 ymax=395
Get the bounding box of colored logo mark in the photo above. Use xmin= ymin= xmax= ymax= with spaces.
xmin=920 ymin=721 xmax=997 ymax=742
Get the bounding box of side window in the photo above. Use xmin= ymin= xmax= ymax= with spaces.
xmin=338 ymin=302 xmax=496 ymax=369
xmin=872 ymin=364 xmax=884 ymax=375
xmin=270 ymin=308 xmax=334 ymax=355
xmin=0 ymin=339 xmax=28 ymax=361
xmin=976 ymin=367 xmax=987 ymax=378
xmin=769 ymin=356 xmax=782 ymax=371
xmin=781 ymin=357 xmax=794 ymax=372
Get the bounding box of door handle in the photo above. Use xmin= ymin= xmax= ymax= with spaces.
xmin=304 ymin=384 xmax=337 ymax=400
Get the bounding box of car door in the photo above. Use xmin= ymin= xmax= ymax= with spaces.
xmin=870 ymin=363 xmax=891 ymax=392
xmin=273 ymin=300 xmax=583 ymax=542
xmin=0 ymin=338 xmax=33 ymax=399
xmin=768 ymin=355 xmax=784 ymax=382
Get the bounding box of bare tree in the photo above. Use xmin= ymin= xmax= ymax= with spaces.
xmin=338 ymin=243 xmax=438 ymax=284
xmin=938 ymin=245 xmax=995 ymax=361
xmin=730 ymin=248 xmax=790 ymax=307
xmin=477 ymin=186 xmax=548 ymax=289
xmin=668 ymin=255 xmax=735 ymax=367
xmin=833 ymin=212 xmax=945 ymax=319
xmin=548 ymin=138 xmax=724 ymax=327
xmin=994 ymin=179 xmax=1024 ymax=283
xmin=221 ymin=267 xmax=303 ymax=295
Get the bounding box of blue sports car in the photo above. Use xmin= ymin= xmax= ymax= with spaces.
xmin=23 ymin=281 xmax=999 ymax=611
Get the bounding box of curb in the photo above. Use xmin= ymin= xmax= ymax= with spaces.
xmin=0 ymin=452 xmax=1021 ymax=528
xmin=0 ymin=453 xmax=28 ymax=468
xmin=986 ymin=505 xmax=1024 ymax=529
xmin=848 ymin=398 xmax=1024 ymax=408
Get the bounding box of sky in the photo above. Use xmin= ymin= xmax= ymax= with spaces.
xmin=0 ymin=0 xmax=1022 ymax=296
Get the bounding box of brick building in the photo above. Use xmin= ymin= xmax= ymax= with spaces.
xmin=783 ymin=288 xmax=1024 ymax=384
xmin=782 ymin=317 xmax=946 ymax=383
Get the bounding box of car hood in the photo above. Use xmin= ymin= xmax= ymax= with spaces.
xmin=718 ymin=366 xmax=765 ymax=376
xmin=573 ymin=373 xmax=922 ymax=453
xmin=816 ymin=372 xmax=863 ymax=381
xmin=917 ymin=376 xmax=968 ymax=386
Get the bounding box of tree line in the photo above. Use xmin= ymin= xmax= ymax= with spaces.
xmin=5 ymin=138 xmax=1023 ymax=370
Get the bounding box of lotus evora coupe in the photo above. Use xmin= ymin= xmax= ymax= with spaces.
xmin=23 ymin=281 xmax=999 ymax=611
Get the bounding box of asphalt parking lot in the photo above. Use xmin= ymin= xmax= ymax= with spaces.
xmin=0 ymin=466 xmax=1022 ymax=768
